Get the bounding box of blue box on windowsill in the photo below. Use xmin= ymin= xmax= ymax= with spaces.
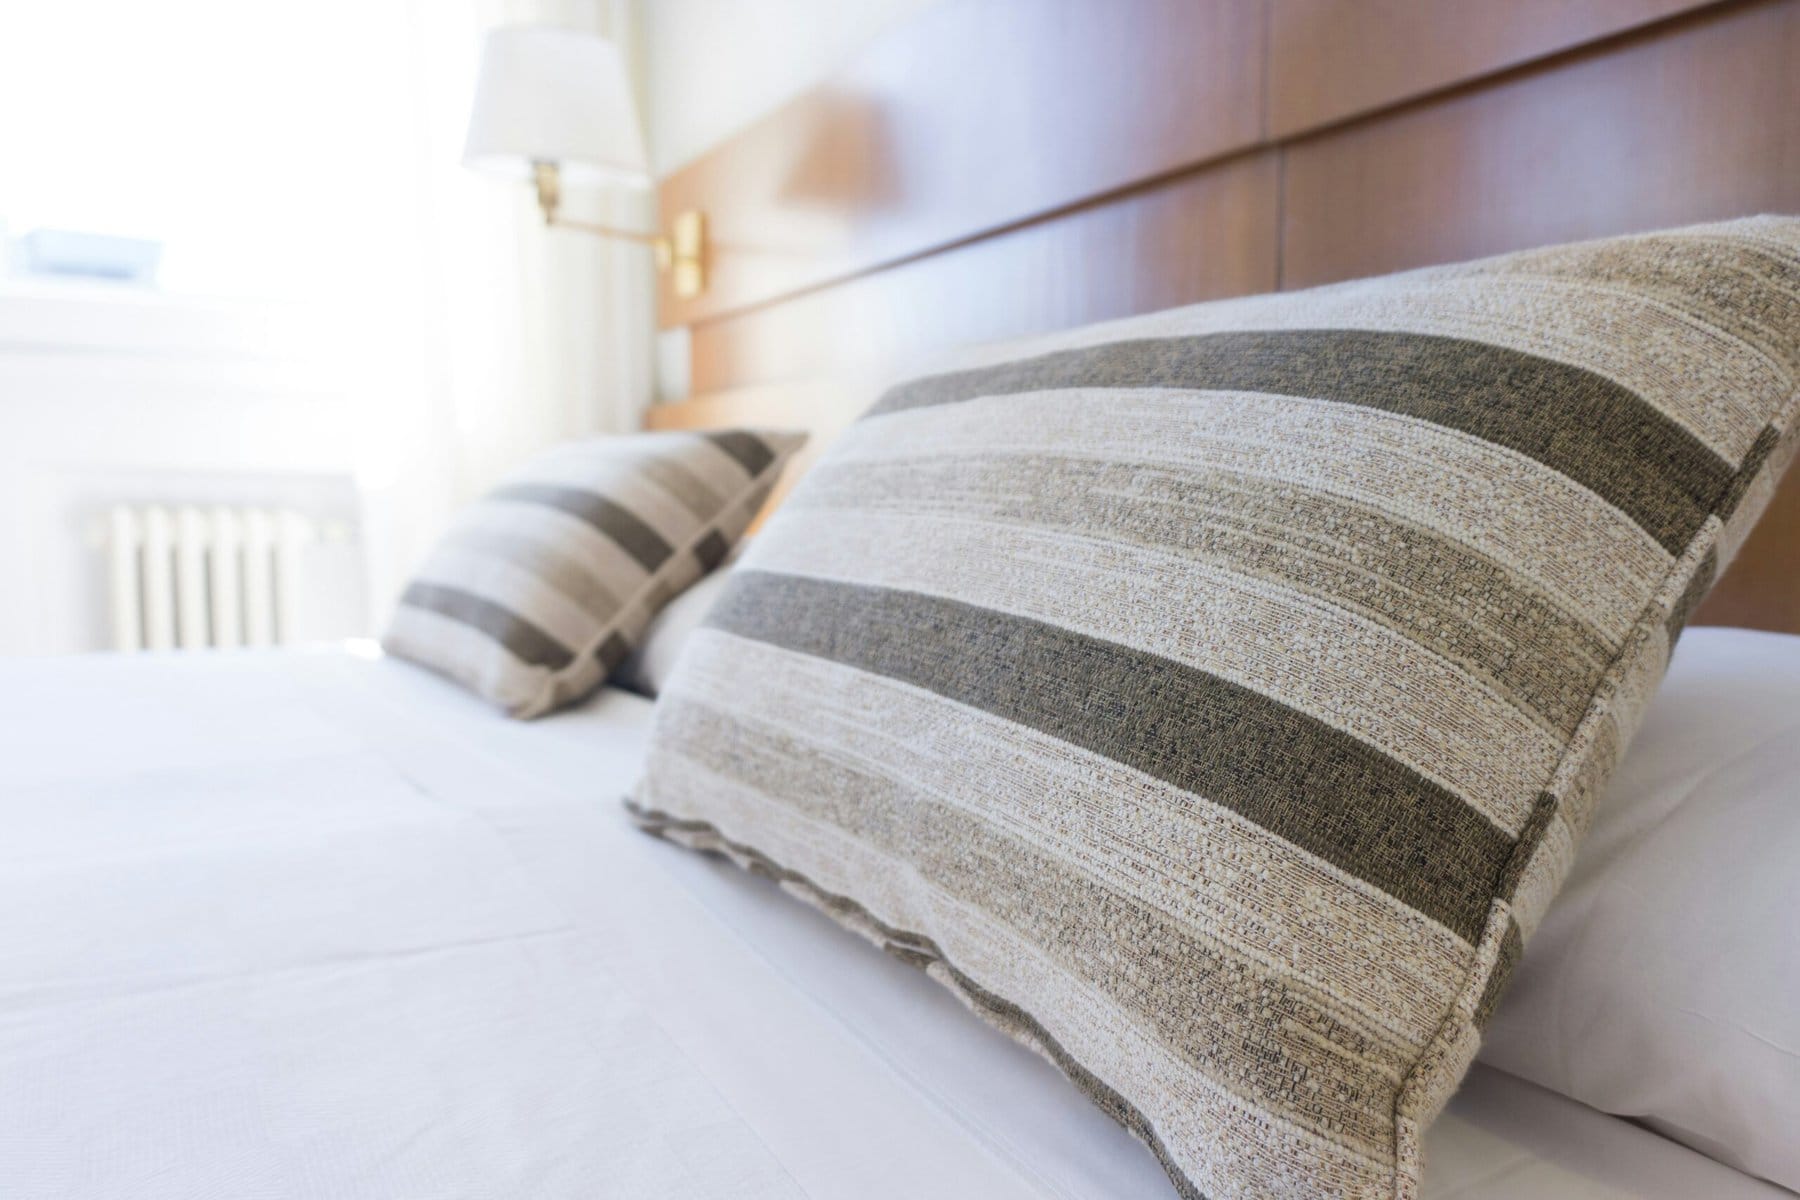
xmin=13 ymin=230 xmax=162 ymax=285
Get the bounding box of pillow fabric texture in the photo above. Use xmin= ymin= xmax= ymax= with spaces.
xmin=385 ymin=429 xmax=803 ymax=717
xmin=1481 ymin=625 xmax=1800 ymax=1192
xmin=628 ymin=217 xmax=1800 ymax=1199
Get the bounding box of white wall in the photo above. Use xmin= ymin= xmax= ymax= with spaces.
xmin=640 ymin=0 xmax=944 ymax=175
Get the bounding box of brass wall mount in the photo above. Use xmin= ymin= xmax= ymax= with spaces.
xmin=532 ymin=161 xmax=706 ymax=299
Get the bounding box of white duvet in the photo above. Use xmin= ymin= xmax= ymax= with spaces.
xmin=0 ymin=647 xmax=1786 ymax=1199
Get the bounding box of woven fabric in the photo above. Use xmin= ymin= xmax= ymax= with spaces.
xmin=629 ymin=217 xmax=1800 ymax=1198
xmin=385 ymin=429 xmax=803 ymax=717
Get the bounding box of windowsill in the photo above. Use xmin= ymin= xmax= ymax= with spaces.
xmin=0 ymin=277 xmax=321 ymax=363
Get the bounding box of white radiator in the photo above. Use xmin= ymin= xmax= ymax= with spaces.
xmin=104 ymin=505 xmax=316 ymax=651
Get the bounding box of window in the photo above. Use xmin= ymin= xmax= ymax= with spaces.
xmin=0 ymin=0 xmax=441 ymax=302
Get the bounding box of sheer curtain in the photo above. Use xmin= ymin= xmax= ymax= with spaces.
xmin=374 ymin=0 xmax=658 ymax=608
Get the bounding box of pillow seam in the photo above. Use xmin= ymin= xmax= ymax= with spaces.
xmin=1387 ymin=390 xmax=1799 ymax=1198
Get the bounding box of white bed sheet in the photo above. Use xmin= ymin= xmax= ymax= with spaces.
xmin=0 ymin=646 xmax=1786 ymax=1200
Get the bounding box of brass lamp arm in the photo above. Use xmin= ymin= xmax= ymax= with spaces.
xmin=531 ymin=160 xmax=699 ymax=289
xmin=545 ymin=217 xmax=673 ymax=268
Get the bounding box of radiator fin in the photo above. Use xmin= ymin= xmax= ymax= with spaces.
xmin=106 ymin=504 xmax=315 ymax=652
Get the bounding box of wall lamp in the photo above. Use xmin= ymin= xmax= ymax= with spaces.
xmin=463 ymin=26 xmax=705 ymax=299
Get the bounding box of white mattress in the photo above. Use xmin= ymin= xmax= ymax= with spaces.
xmin=0 ymin=646 xmax=1786 ymax=1200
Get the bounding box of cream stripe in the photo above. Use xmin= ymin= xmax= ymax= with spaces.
xmin=673 ymin=627 xmax=1467 ymax=1047
xmin=518 ymin=458 xmax=703 ymax=548
xmin=445 ymin=526 xmax=624 ymax=624
xmin=930 ymin=272 xmax=1783 ymax=462
xmin=410 ymin=543 xmax=596 ymax=653
xmin=747 ymin=506 xmax=1560 ymax=833
xmin=829 ymin=389 xmax=1670 ymax=641
xmin=640 ymin=749 xmax=1398 ymax=1188
xmin=460 ymin=500 xmax=652 ymax=596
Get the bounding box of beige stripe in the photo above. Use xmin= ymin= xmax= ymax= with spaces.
xmin=791 ymin=450 xmax=1613 ymax=735
xmin=518 ymin=459 xmax=702 ymax=548
xmin=674 ymin=628 xmax=1469 ymax=1045
xmin=930 ymin=269 xmax=1785 ymax=463
xmin=459 ymin=500 xmax=652 ymax=598
xmin=826 ymin=389 xmax=1670 ymax=641
xmin=410 ymin=543 xmax=598 ymax=654
xmin=746 ymin=505 xmax=1560 ymax=833
xmin=637 ymin=456 xmax=727 ymax=520
xmin=444 ymin=526 xmax=625 ymax=625
xmin=638 ymin=748 xmax=1399 ymax=1188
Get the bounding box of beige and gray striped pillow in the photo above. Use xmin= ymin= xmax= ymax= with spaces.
xmin=385 ymin=429 xmax=802 ymax=717
xmin=630 ymin=217 xmax=1800 ymax=1199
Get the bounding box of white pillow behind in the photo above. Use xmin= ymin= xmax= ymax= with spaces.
xmin=1480 ymin=626 xmax=1800 ymax=1191
xmin=612 ymin=558 xmax=737 ymax=698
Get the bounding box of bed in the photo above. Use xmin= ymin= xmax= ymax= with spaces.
xmin=1 ymin=635 xmax=1791 ymax=1199
xmin=10 ymin=5 xmax=1800 ymax=1197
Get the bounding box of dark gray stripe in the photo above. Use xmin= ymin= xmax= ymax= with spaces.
xmin=595 ymin=629 xmax=633 ymax=676
xmin=704 ymin=430 xmax=776 ymax=477
xmin=492 ymin=483 xmax=673 ymax=572
xmin=792 ymin=453 xmax=1616 ymax=736
xmin=871 ymin=328 xmax=1733 ymax=555
xmin=693 ymin=528 xmax=731 ymax=572
xmin=708 ymin=569 xmax=1512 ymax=941
xmin=400 ymin=581 xmax=573 ymax=670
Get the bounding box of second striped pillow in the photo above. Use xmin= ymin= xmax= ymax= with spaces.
xmin=385 ymin=429 xmax=804 ymax=716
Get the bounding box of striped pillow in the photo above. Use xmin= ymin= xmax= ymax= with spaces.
xmin=629 ymin=218 xmax=1800 ymax=1199
xmin=385 ymin=429 xmax=803 ymax=717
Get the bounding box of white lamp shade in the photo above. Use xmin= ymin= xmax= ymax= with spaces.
xmin=463 ymin=27 xmax=649 ymax=187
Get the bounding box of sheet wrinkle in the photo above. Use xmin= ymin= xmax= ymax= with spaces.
xmin=0 ymin=925 xmax=577 ymax=1019
xmin=1632 ymin=714 xmax=1800 ymax=841
xmin=648 ymin=843 xmax=1074 ymax=1200
xmin=0 ymin=746 xmax=375 ymax=797
xmin=286 ymin=679 xmax=819 ymax=1200
xmin=1673 ymin=1008 xmax=1800 ymax=1061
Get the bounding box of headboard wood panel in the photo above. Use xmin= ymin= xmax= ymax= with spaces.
xmin=656 ymin=0 xmax=1265 ymax=330
xmin=1265 ymin=0 xmax=1709 ymax=138
xmin=1281 ymin=0 xmax=1800 ymax=287
xmin=651 ymin=0 xmax=1800 ymax=634
xmin=687 ymin=155 xmax=1278 ymax=393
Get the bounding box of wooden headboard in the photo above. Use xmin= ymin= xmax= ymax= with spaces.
xmin=646 ymin=0 xmax=1800 ymax=633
